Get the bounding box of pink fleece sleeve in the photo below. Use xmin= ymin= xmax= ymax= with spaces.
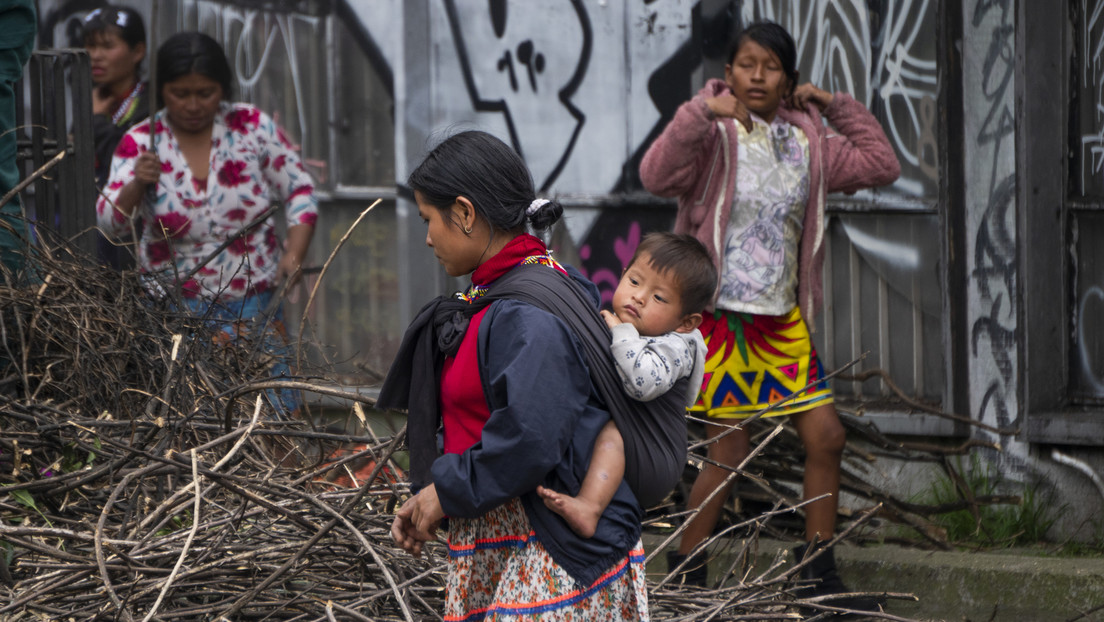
xmin=819 ymin=93 xmax=901 ymax=194
xmin=639 ymin=95 xmax=719 ymax=199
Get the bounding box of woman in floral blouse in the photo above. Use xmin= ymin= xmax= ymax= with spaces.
xmin=96 ymin=31 xmax=317 ymax=416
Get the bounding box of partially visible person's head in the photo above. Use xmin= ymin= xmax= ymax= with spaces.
xmin=156 ymin=31 xmax=233 ymax=108
xmin=724 ymin=20 xmax=798 ymax=121
xmin=81 ymin=6 xmax=147 ymax=86
xmin=82 ymin=6 xmax=146 ymax=49
xmin=408 ymin=130 xmax=563 ymax=276
xmin=613 ymin=232 xmax=717 ymax=336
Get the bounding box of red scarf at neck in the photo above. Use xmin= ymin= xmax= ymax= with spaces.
xmin=470 ymin=233 xmax=563 ymax=286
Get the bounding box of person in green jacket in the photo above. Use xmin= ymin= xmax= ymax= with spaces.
xmin=0 ymin=0 xmax=36 ymax=278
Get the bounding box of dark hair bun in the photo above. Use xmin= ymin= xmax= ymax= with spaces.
xmin=526 ymin=198 xmax=563 ymax=231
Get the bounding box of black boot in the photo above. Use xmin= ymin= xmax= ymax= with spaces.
xmin=666 ymin=550 xmax=708 ymax=587
xmin=792 ymin=542 xmax=884 ymax=613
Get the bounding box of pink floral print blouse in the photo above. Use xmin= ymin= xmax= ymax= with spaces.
xmin=96 ymin=102 xmax=318 ymax=302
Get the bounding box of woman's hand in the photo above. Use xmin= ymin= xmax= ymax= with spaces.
xmin=276 ymin=224 xmax=313 ymax=300
xmin=790 ymin=84 xmax=834 ymax=111
xmin=111 ymin=151 xmax=162 ymax=219
xmin=390 ymin=484 xmax=445 ymax=558
xmin=390 ymin=513 xmax=424 ymax=557
xmin=275 ymin=248 xmax=304 ymax=291
xmin=706 ymin=93 xmax=753 ymax=132
xmin=132 ymin=151 xmax=161 ymax=186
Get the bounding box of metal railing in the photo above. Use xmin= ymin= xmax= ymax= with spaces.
xmin=14 ymin=49 xmax=96 ymax=258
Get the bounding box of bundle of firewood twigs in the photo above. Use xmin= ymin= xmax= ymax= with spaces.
xmin=0 ymin=232 xmax=438 ymax=620
xmin=0 ymin=226 xmax=1012 ymax=620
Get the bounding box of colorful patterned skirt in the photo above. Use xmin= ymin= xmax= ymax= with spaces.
xmin=690 ymin=306 xmax=833 ymax=419
xmin=444 ymin=499 xmax=649 ymax=621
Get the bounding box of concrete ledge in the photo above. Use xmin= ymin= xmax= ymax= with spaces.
xmin=644 ymin=534 xmax=1104 ymax=621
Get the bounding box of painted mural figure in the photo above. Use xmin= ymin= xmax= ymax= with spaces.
xmin=379 ymin=131 xmax=649 ymax=620
xmin=80 ymin=5 xmax=149 ymax=269
xmin=536 ymin=232 xmax=715 ymax=540
xmin=640 ymin=21 xmax=900 ymax=606
xmin=96 ymin=32 xmax=317 ymax=418
xmin=443 ymin=0 xmax=589 ymax=190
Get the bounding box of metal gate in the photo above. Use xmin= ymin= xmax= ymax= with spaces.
xmin=14 ymin=49 xmax=97 ymax=259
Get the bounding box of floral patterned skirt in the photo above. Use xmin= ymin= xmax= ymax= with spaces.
xmin=691 ymin=306 xmax=834 ymax=419
xmin=444 ymin=499 xmax=649 ymax=621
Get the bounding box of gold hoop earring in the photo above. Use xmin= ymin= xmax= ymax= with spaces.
xmin=463 ymin=225 xmax=472 ymax=234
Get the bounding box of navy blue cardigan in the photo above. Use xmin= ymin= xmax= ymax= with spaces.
xmin=433 ymin=296 xmax=642 ymax=586
xmin=380 ymin=268 xmax=642 ymax=587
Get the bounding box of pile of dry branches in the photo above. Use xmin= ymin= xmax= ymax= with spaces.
xmin=0 ymin=235 xmax=440 ymax=620
xmin=0 ymin=229 xmax=1011 ymax=620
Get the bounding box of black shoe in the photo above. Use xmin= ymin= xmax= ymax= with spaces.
xmin=666 ymin=550 xmax=708 ymax=587
xmin=792 ymin=542 xmax=885 ymax=614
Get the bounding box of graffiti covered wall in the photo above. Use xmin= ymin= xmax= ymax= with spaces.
xmin=388 ymin=0 xmax=700 ymax=306
xmin=961 ymin=0 xmax=1025 ymax=471
xmin=385 ymin=0 xmax=933 ymax=198
xmin=396 ymin=1 xmax=935 ymax=306
xmin=740 ymin=0 xmax=939 ymax=198
xmin=1074 ymin=0 xmax=1104 ymax=400
xmin=412 ymin=0 xmax=693 ymax=195
xmin=1077 ymin=0 xmax=1104 ymax=198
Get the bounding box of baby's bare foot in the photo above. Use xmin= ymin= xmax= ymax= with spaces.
xmin=536 ymin=486 xmax=601 ymax=538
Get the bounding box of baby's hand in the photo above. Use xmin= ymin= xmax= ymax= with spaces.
xmin=600 ymin=309 xmax=622 ymax=329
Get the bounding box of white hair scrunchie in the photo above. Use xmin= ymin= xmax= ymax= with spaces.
xmin=526 ymin=198 xmax=550 ymax=216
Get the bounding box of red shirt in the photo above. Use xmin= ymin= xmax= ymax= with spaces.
xmin=441 ymin=306 xmax=490 ymax=454
xmin=439 ymin=234 xmax=565 ymax=454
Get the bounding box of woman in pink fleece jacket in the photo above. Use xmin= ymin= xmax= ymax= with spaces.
xmin=640 ymin=21 xmax=899 ymax=609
